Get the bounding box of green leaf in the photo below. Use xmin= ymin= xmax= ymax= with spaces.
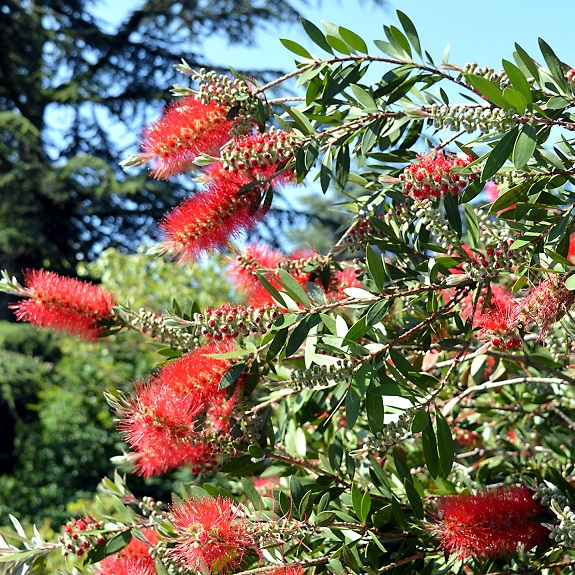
xmin=256 ymin=272 xmax=287 ymax=307
xmin=464 ymin=203 xmax=480 ymax=249
xmin=502 ymin=59 xmax=533 ymax=106
xmin=351 ymin=483 xmax=363 ymax=519
xmin=320 ymin=151 xmax=332 ymax=193
xmin=374 ymin=39 xmax=403 ymax=59
xmin=443 ymin=193 xmax=462 ymax=238
xmin=502 ymin=87 xmax=526 ymax=115
xmin=488 ymin=179 xmax=531 ymax=215
xmin=365 ymin=246 xmax=386 ymax=291
xmin=279 ymin=38 xmax=313 ymax=59
xmin=396 ymin=10 xmax=422 ymax=57
xmin=300 ymin=18 xmax=334 ymax=54
xmin=307 ymin=281 xmax=327 ymax=305
xmin=360 ymin=490 xmax=372 ymax=523
xmin=361 ymin=120 xmax=380 ymax=156
xmin=388 ymin=25 xmax=411 ymax=57
xmin=365 ymin=299 xmax=391 ymax=326
xmin=343 ymin=315 xmax=370 ymax=345
xmin=482 ymin=127 xmax=519 ymax=180
xmin=105 ymin=531 xmax=132 ymax=555
xmin=219 ymin=362 xmax=246 ymax=390
xmin=411 ymin=408 xmax=431 ymax=433
xmin=366 ymin=391 xmax=384 ymax=433
xmin=565 ymin=275 xmax=575 ymax=291
xmin=266 ymin=327 xmax=288 ymax=361
xmin=315 ymin=511 xmax=337 ymax=526
xmin=538 ymin=38 xmax=568 ymax=90
xmin=325 ymin=34 xmax=351 ymax=54
xmin=277 ymin=268 xmax=313 ymax=307
xmin=514 ymin=43 xmax=540 ymax=83
xmin=513 ymin=124 xmax=537 ymax=169
xmin=339 ymin=26 xmax=368 ymax=54
xmin=281 ymin=104 xmax=315 ymax=136
xmin=547 ymin=96 xmax=572 ymax=109
xmin=404 ymin=479 xmax=424 ymax=519
xmin=464 ymin=74 xmax=510 ymax=109
xmin=284 ymin=314 xmax=321 ymax=358
xmin=241 ymin=478 xmax=262 ymax=508
xmin=436 ymin=413 xmax=454 ymax=476
xmin=347 ymin=362 xmax=370 ymax=429
xmin=422 ymin=426 xmax=439 ymax=478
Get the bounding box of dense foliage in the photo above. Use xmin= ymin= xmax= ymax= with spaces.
xmin=4 ymin=9 xmax=575 ymax=575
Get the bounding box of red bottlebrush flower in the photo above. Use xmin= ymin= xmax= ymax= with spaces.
xmin=98 ymin=557 xmax=156 ymax=575
xmin=140 ymin=97 xmax=232 ymax=179
xmin=11 ymin=269 xmax=116 ymax=341
xmin=167 ymin=496 xmax=255 ymax=574
xmin=228 ymin=241 xmax=283 ymax=293
xmin=158 ymin=169 xmax=264 ymax=262
xmin=434 ymin=485 xmax=549 ymax=559
xmin=568 ymin=234 xmax=575 ymax=264
xmin=512 ymin=275 xmax=574 ymax=339
xmin=402 ymin=152 xmax=473 ymax=201
xmin=471 ymin=285 xmax=521 ymax=348
xmin=267 ymin=566 xmax=304 ymax=575
xmin=117 ymin=382 xmax=207 ymax=477
xmin=116 ymin=343 xmax=242 ymax=477
xmin=97 ymin=528 xmax=158 ymax=575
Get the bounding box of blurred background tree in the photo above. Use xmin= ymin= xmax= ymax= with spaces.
xmin=0 ymin=0 xmax=386 ymax=526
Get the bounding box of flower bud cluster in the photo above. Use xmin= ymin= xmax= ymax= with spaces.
xmin=460 ymin=62 xmax=509 ymax=89
xmin=429 ymin=103 xmax=517 ymax=134
xmin=194 ymin=304 xmax=280 ymax=340
xmin=138 ymin=495 xmax=163 ymax=518
xmin=131 ymin=308 xmax=199 ymax=350
xmin=252 ymin=518 xmax=317 ymax=546
xmin=535 ymin=482 xmax=570 ymax=509
xmin=277 ymin=252 xmax=325 ymax=275
xmin=191 ymin=68 xmax=260 ymax=117
xmin=59 ymin=516 xmax=105 ymax=557
xmin=289 ymin=359 xmax=359 ymax=391
xmin=221 ymin=129 xmax=300 ymax=172
xmin=550 ymin=505 xmax=575 ymax=548
xmin=362 ymin=408 xmax=415 ymax=454
xmin=401 ymin=152 xmax=475 ymax=200
xmin=414 ymin=200 xmax=460 ymax=249
xmin=463 ymin=240 xmax=526 ymax=281
xmin=565 ymin=69 xmax=575 ymax=82
xmin=545 ymin=337 xmax=568 ymax=364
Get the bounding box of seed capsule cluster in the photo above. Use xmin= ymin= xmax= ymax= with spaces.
xmin=460 ymin=62 xmax=509 ymax=88
xmin=192 ymin=68 xmax=260 ymax=117
xmin=362 ymin=408 xmax=415 ymax=454
xmin=221 ymin=129 xmax=300 ymax=172
xmin=132 ymin=308 xmax=199 ymax=350
xmin=429 ymin=103 xmax=517 ymax=134
xmin=290 ymin=359 xmax=359 ymax=391
xmin=59 ymin=516 xmax=105 ymax=557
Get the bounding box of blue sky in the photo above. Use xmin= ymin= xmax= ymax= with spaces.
xmin=93 ymin=0 xmax=574 ymax=75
